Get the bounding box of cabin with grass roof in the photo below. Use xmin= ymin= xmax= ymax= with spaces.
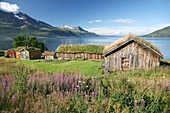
xmin=0 ymin=50 xmax=5 ymax=57
xmin=43 ymin=51 xmax=55 ymax=60
xmin=55 ymin=44 xmax=105 ymax=60
xmin=7 ymin=49 xmax=15 ymax=58
xmin=103 ymin=34 xmax=163 ymax=71
xmin=20 ymin=47 xmax=42 ymax=60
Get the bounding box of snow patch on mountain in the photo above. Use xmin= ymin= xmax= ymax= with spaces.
xmin=14 ymin=15 xmax=24 ymax=20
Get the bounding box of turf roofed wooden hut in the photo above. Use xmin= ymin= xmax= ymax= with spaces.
xmin=20 ymin=48 xmax=42 ymax=60
xmin=7 ymin=49 xmax=15 ymax=58
xmin=43 ymin=51 xmax=55 ymax=60
xmin=0 ymin=50 xmax=5 ymax=56
xmin=55 ymin=44 xmax=105 ymax=60
xmin=103 ymin=34 xmax=163 ymax=71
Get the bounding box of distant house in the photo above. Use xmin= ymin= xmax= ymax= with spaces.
xmin=43 ymin=51 xmax=55 ymax=60
xmin=0 ymin=51 xmax=5 ymax=56
xmin=55 ymin=44 xmax=105 ymax=60
xmin=7 ymin=49 xmax=15 ymax=58
xmin=103 ymin=34 xmax=163 ymax=71
xmin=14 ymin=47 xmax=25 ymax=59
xmin=20 ymin=48 xmax=42 ymax=60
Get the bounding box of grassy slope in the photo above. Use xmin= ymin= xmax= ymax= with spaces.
xmin=1 ymin=58 xmax=103 ymax=76
xmin=0 ymin=57 xmax=170 ymax=77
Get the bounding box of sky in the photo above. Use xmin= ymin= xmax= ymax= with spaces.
xmin=0 ymin=0 xmax=170 ymax=35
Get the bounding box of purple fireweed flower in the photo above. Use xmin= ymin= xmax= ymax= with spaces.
xmin=85 ymin=94 xmax=88 ymax=97
xmin=3 ymin=79 xmax=8 ymax=90
xmin=72 ymin=83 xmax=75 ymax=87
xmin=134 ymin=100 xmax=137 ymax=104
xmin=141 ymin=98 xmax=145 ymax=104
xmin=83 ymin=92 xmax=87 ymax=95
xmin=91 ymin=92 xmax=95 ymax=95
xmin=12 ymin=94 xmax=17 ymax=103
xmin=135 ymin=105 xmax=139 ymax=110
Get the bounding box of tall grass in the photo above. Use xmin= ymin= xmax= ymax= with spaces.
xmin=1 ymin=65 xmax=170 ymax=112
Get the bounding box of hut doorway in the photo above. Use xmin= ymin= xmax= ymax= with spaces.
xmin=121 ymin=57 xmax=130 ymax=71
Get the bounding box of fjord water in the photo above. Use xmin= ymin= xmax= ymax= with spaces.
xmin=0 ymin=36 xmax=170 ymax=59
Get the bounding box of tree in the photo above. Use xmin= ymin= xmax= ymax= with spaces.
xmin=12 ymin=35 xmax=25 ymax=48
xmin=24 ymin=36 xmax=38 ymax=48
xmin=12 ymin=35 xmax=46 ymax=52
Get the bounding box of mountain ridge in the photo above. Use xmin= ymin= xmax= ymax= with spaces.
xmin=144 ymin=26 xmax=170 ymax=37
xmin=0 ymin=10 xmax=98 ymax=38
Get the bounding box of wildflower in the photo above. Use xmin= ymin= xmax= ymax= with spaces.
xmin=141 ymin=98 xmax=145 ymax=105
xmin=135 ymin=105 xmax=139 ymax=110
xmin=85 ymin=94 xmax=88 ymax=97
xmin=72 ymin=83 xmax=75 ymax=87
xmin=91 ymin=92 xmax=95 ymax=95
xmin=78 ymin=80 xmax=81 ymax=83
xmin=12 ymin=94 xmax=17 ymax=103
xmin=134 ymin=100 xmax=137 ymax=104
xmin=3 ymin=79 xmax=8 ymax=90
xmin=83 ymin=92 xmax=87 ymax=95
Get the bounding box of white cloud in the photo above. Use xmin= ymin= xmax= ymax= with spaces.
xmin=87 ymin=18 xmax=138 ymax=24
xmin=109 ymin=19 xmax=138 ymax=24
xmin=88 ymin=20 xmax=103 ymax=24
xmin=87 ymin=24 xmax=170 ymax=35
xmin=0 ymin=2 xmax=19 ymax=12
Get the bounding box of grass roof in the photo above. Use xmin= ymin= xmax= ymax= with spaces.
xmin=56 ymin=44 xmax=105 ymax=54
xmin=12 ymin=46 xmax=40 ymax=52
xmin=43 ymin=51 xmax=54 ymax=55
xmin=103 ymin=34 xmax=163 ymax=57
xmin=0 ymin=50 xmax=5 ymax=53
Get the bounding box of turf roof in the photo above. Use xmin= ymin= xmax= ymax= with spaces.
xmin=103 ymin=34 xmax=163 ymax=57
xmin=56 ymin=44 xmax=105 ymax=54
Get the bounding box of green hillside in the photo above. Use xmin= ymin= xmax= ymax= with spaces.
xmin=145 ymin=26 xmax=170 ymax=37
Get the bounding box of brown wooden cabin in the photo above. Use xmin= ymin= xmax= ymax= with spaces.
xmin=55 ymin=52 xmax=103 ymax=60
xmin=103 ymin=34 xmax=163 ymax=71
xmin=20 ymin=48 xmax=42 ymax=60
xmin=14 ymin=47 xmax=25 ymax=59
xmin=7 ymin=49 xmax=15 ymax=58
xmin=43 ymin=51 xmax=55 ymax=60
xmin=0 ymin=51 xmax=5 ymax=56
xmin=55 ymin=44 xmax=104 ymax=60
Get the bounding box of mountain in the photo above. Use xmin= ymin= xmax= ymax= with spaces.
xmin=58 ymin=25 xmax=98 ymax=37
xmin=144 ymin=26 xmax=170 ymax=37
xmin=0 ymin=10 xmax=98 ymax=38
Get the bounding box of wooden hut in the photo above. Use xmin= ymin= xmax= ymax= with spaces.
xmin=55 ymin=44 xmax=105 ymax=60
xmin=7 ymin=49 xmax=15 ymax=58
xmin=103 ymin=34 xmax=163 ymax=71
xmin=20 ymin=48 xmax=42 ymax=60
xmin=0 ymin=51 xmax=5 ymax=56
xmin=43 ymin=51 xmax=55 ymax=60
xmin=13 ymin=47 xmax=25 ymax=59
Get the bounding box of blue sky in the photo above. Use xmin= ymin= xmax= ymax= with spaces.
xmin=0 ymin=0 xmax=170 ymax=35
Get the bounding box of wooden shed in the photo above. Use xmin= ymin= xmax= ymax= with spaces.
xmin=43 ymin=51 xmax=55 ymax=60
xmin=7 ymin=49 xmax=15 ymax=58
xmin=20 ymin=48 xmax=42 ymax=60
xmin=14 ymin=47 xmax=25 ymax=59
xmin=103 ymin=34 xmax=163 ymax=71
xmin=0 ymin=51 xmax=5 ymax=56
xmin=55 ymin=44 xmax=104 ymax=60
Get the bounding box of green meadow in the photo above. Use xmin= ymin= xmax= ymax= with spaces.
xmin=0 ymin=57 xmax=170 ymax=112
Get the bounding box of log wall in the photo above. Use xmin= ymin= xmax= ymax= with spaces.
xmin=56 ymin=52 xmax=104 ymax=60
xmin=104 ymin=41 xmax=161 ymax=71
